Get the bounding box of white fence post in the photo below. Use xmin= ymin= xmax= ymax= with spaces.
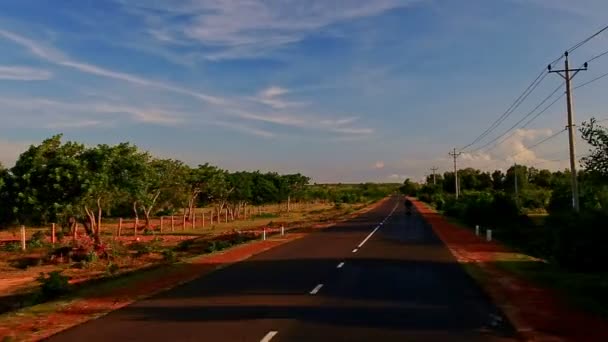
xmin=20 ymin=225 xmax=26 ymax=251
xmin=486 ymin=229 xmax=492 ymax=242
xmin=475 ymin=225 xmax=480 ymax=236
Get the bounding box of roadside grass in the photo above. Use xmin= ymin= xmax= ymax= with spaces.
xmin=494 ymin=260 xmax=608 ymax=318
xmin=430 ymin=204 xmax=608 ymax=319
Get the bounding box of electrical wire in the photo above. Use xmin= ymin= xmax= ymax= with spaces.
xmin=567 ymin=24 xmax=608 ymax=54
xmin=508 ymin=128 xmax=567 ymax=159
xmin=574 ymin=70 xmax=608 ymax=90
xmin=481 ymin=93 xmax=565 ymax=154
xmin=457 ymin=24 xmax=607 ymax=154
xmin=467 ymin=82 xmax=565 ymax=154
xmin=459 ymin=71 xmax=548 ymax=151
xmin=586 ymin=48 xmax=608 ymax=63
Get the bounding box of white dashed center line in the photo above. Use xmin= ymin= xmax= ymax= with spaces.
xmin=337 ymin=262 xmax=345 ymax=268
xmin=260 ymin=331 xmax=278 ymax=342
xmin=310 ymin=284 xmax=324 ymax=294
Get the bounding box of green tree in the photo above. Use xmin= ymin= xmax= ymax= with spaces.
xmin=80 ymin=143 xmax=149 ymax=242
xmin=400 ymin=178 xmax=419 ymax=196
xmin=135 ymin=158 xmax=188 ymax=229
xmin=491 ymin=170 xmax=505 ymax=190
xmin=184 ymin=164 xmax=226 ymax=220
xmin=11 ymin=135 xmax=88 ymax=232
xmin=581 ymin=118 xmax=608 ymax=178
xmin=227 ymin=171 xmax=253 ymax=218
xmin=283 ymin=173 xmax=310 ymax=211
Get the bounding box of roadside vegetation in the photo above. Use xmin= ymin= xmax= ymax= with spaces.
xmin=0 ymin=134 xmax=398 ymax=314
xmin=402 ymin=118 xmax=608 ymax=316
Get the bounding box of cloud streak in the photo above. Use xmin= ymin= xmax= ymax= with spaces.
xmin=0 ymin=96 xmax=182 ymax=125
xmin=0 ymin=29 xmax=377 ymax=138
xmin=0 ymin=66 xmax=52 ymax=80
xmin=118 ymin=0 xmax=413 ymax=60
xmin=0 ymin=29 xmax=224 ymax=105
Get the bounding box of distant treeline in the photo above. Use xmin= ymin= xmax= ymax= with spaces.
xmin=0 ymin=135 xmax=398 ymax=242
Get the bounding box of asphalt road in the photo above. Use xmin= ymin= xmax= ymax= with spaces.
xmin=47 ymin=197 xmax=517 ymax=342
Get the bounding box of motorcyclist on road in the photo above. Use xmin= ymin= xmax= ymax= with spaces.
xmin=404 ymin=198 xmax=413 ymax=215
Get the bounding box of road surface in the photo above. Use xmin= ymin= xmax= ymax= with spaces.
xmin=47 ymin=197 xmax=517 ymax=342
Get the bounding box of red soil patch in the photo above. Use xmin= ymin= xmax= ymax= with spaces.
xmin=412 ymin=199 xmax=608 ymax=342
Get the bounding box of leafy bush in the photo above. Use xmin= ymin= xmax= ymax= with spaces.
xmin=203 ymin=241 xmax=217 ymax=253
xmin=37 ymin=271 xmax=70 ymax=300
xmin=130 ymin=242 xmax=154 ymax=257
xmin=2 ymin=242 xmax=21 ymax=252
xmin=28 ymin=230 xmax=47 ymax=248
xmin=547 ymin=210 xmax=608 ymax=272
xmin=174 ymin=239 xmax=193 ymax=252
xmin=106 ymin=262 xmax=120 ymax=275
xmin=215 ymin=240 xmax=231 ymax=250
xmin=55 ymin=230 xmax=65 ymax=241
xmin=162 ymin=249 xmax=177 ymax=263
xmin=11 ymin=257 xmax=43 ymax=269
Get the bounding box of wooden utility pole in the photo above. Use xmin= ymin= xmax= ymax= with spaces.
xmin=449 ymin=148 xmax=462 ymax=199
xmin=514 ymin=163 xmax=519 ymax=198
xmin=430 ymin=167 xmax=438 ymax=185
xmin=548 ymin=51 xmax=587 ymax=212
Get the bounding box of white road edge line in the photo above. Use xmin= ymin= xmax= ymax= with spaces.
xmin=310 ymin=284 xmax=324 ymax=294
xmin=337 ymin=262 xmax=345 ymax=268
xmin=260 ymin=331 xmax=278 ymax=342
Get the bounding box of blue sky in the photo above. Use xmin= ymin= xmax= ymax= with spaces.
xmin=0 ymin=0 xmax=607 ymax=182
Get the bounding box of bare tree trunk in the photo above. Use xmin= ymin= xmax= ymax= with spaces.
xmin=142 ymin=205 xmax=151 ymax=230
xmin=287 ymin=195 xmax=291 ymax=212
xmin=84 ymin=205 xmax=98 ymax=243
xmin=96 ymin=197 xmax=102 ymax=244
xmin=69 ymin=216 xmax=78 ymax=240
xmin=187 ymin=190 xmax=200 ymax=221
xmin=132 ymin=201 xmax=139 ymax=231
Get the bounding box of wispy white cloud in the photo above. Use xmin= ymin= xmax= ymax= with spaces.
xmin=0 ymin=96 xmax=182 ymax=125
xmin=0 ymin=29 xmax=224 ymax=105
xmin=330 ymin=127 xmax=374 ymax=135
xmin=46 ymin=120 xmax=103 ymax=129
xmin=252 ymin=86 xmax=306 ymax=109
xmin=117 ymin=0 xmax=414 ymax=60
xmin=261 ymin=86 xmax=288 ymax=98
xmin=209 ymin=120 xmax=275 ymax=138
xmin=374 ymin=161 xmax=385 ymax=169
xmin=0 ymin=66 xmax=52 ymax=80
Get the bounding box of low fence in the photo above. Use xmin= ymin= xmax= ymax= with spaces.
xmin=0 ymin=201 xmax=323 ymax=251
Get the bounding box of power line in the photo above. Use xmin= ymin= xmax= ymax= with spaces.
xmin=459 ymin=71 xmax=548 ymax=151
xmin=566 ymin=24 xmax=608 ymax=54
xmin=483 ymin=92 xmax=567 ymax=154
xmin=461 ymin=24 xmax=608 ymax=152
xmin=586 ymin=48 xmax=608 ymax=63
xmin=508 ymin=128 xmax=567 ymax=159
xmin=574 ymin=70 xmax=608 ymax=90
xmin=468 ymin=82 xmax=565 ymax=154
